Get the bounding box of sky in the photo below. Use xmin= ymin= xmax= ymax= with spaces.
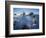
xmin=13 ymin=8 xmax=39 ymax=15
